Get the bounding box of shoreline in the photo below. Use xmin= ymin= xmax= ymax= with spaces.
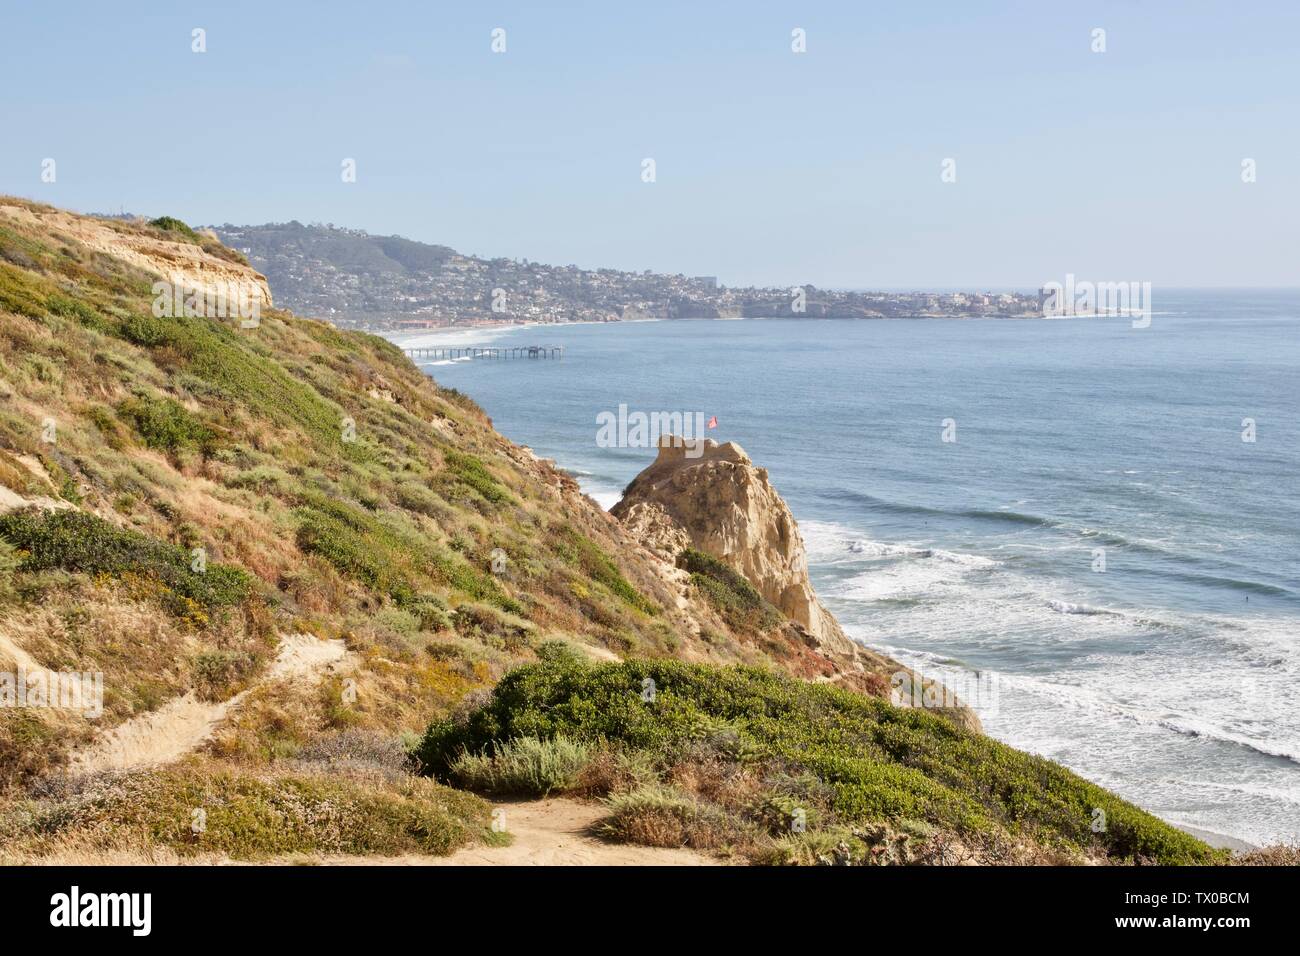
xmin=375 ymin=311 xmax=1173 ymax=351
xmin=378 ymin=316 xmax=1039 ymax=342
xmin=381 ymin=318 xmax=635 ymax=350
xmin=1174 ymin=824 xmax=1257 ymax=854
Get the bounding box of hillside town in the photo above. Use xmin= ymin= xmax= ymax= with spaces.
xmin=214 ymin=221 xmax=1042 ymax=331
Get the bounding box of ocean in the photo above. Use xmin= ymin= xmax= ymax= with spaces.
xmin=391 ymin=290 xmax=1300 ymax=846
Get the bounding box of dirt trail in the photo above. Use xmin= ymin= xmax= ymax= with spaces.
xmin=5 ymin=798 xmax=720 ymax=866
xmin=318 ymin=797 xmax=719 ymax=866
xmin=64 ymin=633 xmax=347 ymax=775
xmin=0 ymin=483 xmax=72 ymax=516
xmin=0 ymin=631 xmax=45 ymax=673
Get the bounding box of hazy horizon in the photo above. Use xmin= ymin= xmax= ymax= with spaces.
xmin=2 ymin=1 xmax=1297 ymax=288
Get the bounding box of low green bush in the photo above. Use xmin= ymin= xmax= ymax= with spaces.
xmin=596 ymin=784 xmax=744 ymax=849
xmin=9 ymin=766 xmax=500 ymax=859
xmin=117 ymin=393 xmax=217 ymax=454
xmin=679 ymin=548 xmax=783 ymax=631
xmin=554 ymin=528 xmax=658 ymax=615
xmin=415 ymin=659 xmax=1222 ymax=865
xmin=0 ymin=509 xmax=251 ymax=609
xmin=295 ymin=502 xmax=414 ymax=603
xmin=148 ymin=216 xmax=200 ymax=243
xmin=0 ymin=540 xmax=18 ymax=602
xmin=440 ymin=450 xmax=511 ymax=505
xmin=115 ymin=311 xmax=346 ymax=452
xmin=535 ymin=639 xmax=586 ymax=665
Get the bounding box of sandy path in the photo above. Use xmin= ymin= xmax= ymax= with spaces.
xmin=0 ymin=483 xmax=72 ymax=515
xmin=313 ymin=797 xmax=718 ymax=866
xmin=64 ymin=634 xmax=347 ymax=775
xmin=0 ymin=631 xmax=45 ymax=673
xmin=4 ymin=798 xmax=720 ymax=866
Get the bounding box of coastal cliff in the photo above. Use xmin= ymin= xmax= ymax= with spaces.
xmin=614 ymin=438 xmax=850 ymax=649
xmin=612 ymin=437 xmax=980 ymax=732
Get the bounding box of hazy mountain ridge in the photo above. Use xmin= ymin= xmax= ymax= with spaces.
xmin=213 ymin=221 xmax=1041 ymax=331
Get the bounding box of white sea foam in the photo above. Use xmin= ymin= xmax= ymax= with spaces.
xmin=811 ymin=511 xmax=1300 ymax=843
xmin=1047 ymin=599 xmax=1115 ymax=616
xmin=588 ymin=489 xmax=622 ymax=511
xmin=386 ymin=324 xmax=532 ymax=350
xmin=801 ymin=520 xmax=996 ymax=569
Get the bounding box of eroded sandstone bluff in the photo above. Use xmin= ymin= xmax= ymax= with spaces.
xmin=612 ymin=437 xmax=980 ymax=733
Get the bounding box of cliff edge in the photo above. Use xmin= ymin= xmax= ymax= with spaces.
xmin=613 ymin=437 xmax=981 ymax=733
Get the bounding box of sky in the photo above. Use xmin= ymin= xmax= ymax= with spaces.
xmin=1 ymin=1 xmax=1296 ymax=288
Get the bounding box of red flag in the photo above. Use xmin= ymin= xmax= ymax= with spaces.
xmin=707 ymin=416 xmax=718 ymax=429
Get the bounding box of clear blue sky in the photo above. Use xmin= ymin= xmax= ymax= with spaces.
xmin=2 ymin=1 xmax=1296 ymax=288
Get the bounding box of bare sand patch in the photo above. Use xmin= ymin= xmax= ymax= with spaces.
xmin=64 ymin=634 xmax=348 ymax=775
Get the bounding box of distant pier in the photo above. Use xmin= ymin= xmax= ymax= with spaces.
xmin=403 ymin=345 xmax=565 ymax=362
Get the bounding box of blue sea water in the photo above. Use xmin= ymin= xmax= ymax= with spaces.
xmin=392 ymin=290 xmax=1300 ymax=845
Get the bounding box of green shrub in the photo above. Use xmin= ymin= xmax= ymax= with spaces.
xmin=452 ymin=602 xmax=533 ymax=649
xmin=760 ymin=827 xmax=869 ymax=866
xmin=118 ymin=393 xmax=217 ymax=454
xmin=294 ymin=498 xmax=417 ymax=603
xmin=148 ymin=216 xmax=200 ymax=242
xmin=227 ymin=465 xmax=292 ymax=495
xmin=192 ymin=650 xmax=255 ymax=700
xmin=407 ymin=595 xmax=453 ymax=632
xmin=120 ymin=313 xmax=169 ymax=346
xmin=0 ymin=261 xmax=50 ymax=319
xmin=395 ymin=481 xmax=445 ymax=518
xmin=0 ymin=508 xmax=251 ymax=609
xmin=294 ymin=495 xmax=519 ymax=613
xmin=679 ymin=548 xmax=782 ymax=631
xmin=10 ymin=767 xmax=499 ymax=859
xmin=535 ymin=639 xmax=586 ymax=665
xmin=449 ymin=735 xmax=592 ymax=796
xmin=596 ymin=784 xmax=743 ymax=849
xmin=114 ymin=311 xmax=346 ymax=452
xmin=45 ymin=293 xmax=107 ymax=330
xmin=415 ymin=660 xmax=1222 ymax=865
xmin=554 ymin=528 xmax=658 ymax=615
xmin=440 ymin=450 xmax=511 ymax=505
xmin=0 ymin=540 xmax=18 ymax=602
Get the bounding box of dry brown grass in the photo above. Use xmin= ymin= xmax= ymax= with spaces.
xmin=1232 ymin=845 xmax=1300 ymax=866
xmin=597 ymin=785 xmax=753 ymax=850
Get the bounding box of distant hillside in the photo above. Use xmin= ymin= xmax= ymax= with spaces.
xmin=224 ymin=221 xmax=457 ymax=277
xmin=213 ymin=222 xmax=1040 ymax=331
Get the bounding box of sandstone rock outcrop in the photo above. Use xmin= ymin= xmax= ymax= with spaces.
xmin=0 ymin=201 xmax=273 ymax=310
xmin=613 ymin=436 xmax=981 ymax=733
xmin=613 ymin=438 xmax=854 ymax=656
